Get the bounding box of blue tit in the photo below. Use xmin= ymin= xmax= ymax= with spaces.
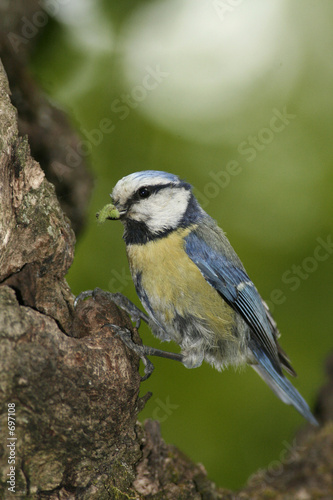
xmin=97 ymin=170 xmax=318 ymax=426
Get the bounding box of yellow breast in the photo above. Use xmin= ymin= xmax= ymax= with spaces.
xmin=126 ymin=227 xmax=235 ymax=338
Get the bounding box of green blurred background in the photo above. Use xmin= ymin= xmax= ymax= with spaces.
xmin=30 ymin=0 xmax=332 ymax=489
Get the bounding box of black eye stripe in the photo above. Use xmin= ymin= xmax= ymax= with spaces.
xmin=125 ymin=181 xmax=192 ymax=210
xmin=133 ymin=183 xmax=173 ymax=202
xmin=140 ymin=183 xmax=172 ymax=196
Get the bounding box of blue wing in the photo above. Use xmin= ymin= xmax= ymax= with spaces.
xmin=185 ymin=229 xmax=282 ymax=372
xmin=185 ymin=227 xmax=318 ymax=425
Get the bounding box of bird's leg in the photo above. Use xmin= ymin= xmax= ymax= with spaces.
xmin=74 ymin=287 xmax=149 ymax=328
xmin=103 ymin=323 xmax=183 ymax=381
xmin=74 ymin=288 xmax=184 ymax=381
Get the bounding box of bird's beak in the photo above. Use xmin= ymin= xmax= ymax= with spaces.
xmin=96 ymin=203 xmax=122 ymax=223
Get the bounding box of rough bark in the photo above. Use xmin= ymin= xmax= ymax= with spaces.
xmin=0 ymin=10 xmax=333 ymax=500
xmin=0 ymin=0 xmax=93 ymax=235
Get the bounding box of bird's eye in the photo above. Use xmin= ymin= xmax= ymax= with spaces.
xmin=138 ymin=187 xmax=150 ymax=199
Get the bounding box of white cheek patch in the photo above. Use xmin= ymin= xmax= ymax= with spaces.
xmin=130 ymin=188 xmax=190 ymax=233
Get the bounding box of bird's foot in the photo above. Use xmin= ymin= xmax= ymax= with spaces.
xmin=74 ymin=288 xmax=149 ymax=328
xmin=103 ymin=323 xmax=155 ymax=381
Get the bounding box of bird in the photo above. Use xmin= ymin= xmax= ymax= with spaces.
xmin=91 ymin=170 xmax=318 ymax=426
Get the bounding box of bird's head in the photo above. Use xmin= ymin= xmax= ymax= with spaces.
xmin=97 ymin=170 xmax=202 ymax=243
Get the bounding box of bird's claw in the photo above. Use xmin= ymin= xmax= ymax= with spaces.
xmin=104 ymin=323 xmax=155 ymax=381
xmin=74 ymin=288 xmax=148 ymax=329
xmin=74 ymin=289 xmax=94 ymax=308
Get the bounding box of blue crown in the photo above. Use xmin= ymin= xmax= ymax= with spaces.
xmin=129 ymin=170 xmax=181 ymax=184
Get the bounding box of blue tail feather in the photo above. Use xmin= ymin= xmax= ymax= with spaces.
xmin=251 ymin=344 xmax=318 ymax=426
